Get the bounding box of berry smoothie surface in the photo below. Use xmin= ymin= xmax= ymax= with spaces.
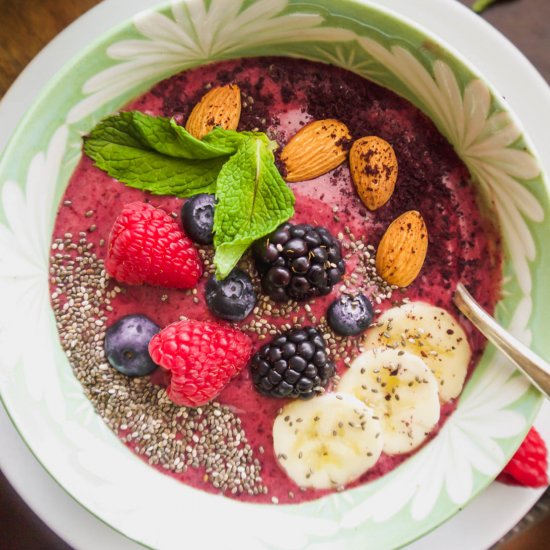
xmin=50 ymin=58 xmax=502 ymax=505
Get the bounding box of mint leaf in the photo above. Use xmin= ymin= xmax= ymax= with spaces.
xmin=213 ymin=137 xmax=295 ymax=278
xmin=167 ymin=118 xmax=239 ymax=159
xmin=84 ymin=111 xmax=295 ymax=277
xmin=213 ymin=242 xmax=252 ymax=279
xmin=84 ymin=112 xmax=228 ymax=197
xmin=202 ymin=127 xmax=250 ymax=151
xmin=116 ymin=111 xmax=237 ymax=159
xmin=203 ymin=127 xmax=272 ymax=151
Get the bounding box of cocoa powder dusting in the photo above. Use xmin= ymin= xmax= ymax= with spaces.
xmin=136 ymin=54 xmax=500 ymax=400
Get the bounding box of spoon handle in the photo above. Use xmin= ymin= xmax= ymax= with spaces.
xmin=453 ymin=283 xmax=550 ymax=399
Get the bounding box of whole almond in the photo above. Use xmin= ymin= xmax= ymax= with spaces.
xmin=185 ymin=84 xmax=241 ymax=139
xmin=376 ymin=210 xmax=428 ymax=287
xmin=281 ymin=119 xmax=351 ymax=182
xmin=350 ymin=136 xmax=398 ymax=211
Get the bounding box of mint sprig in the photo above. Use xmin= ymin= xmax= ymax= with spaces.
xmin=84 ymin=112 xmax=231 ymax=196
xmin=83 ymin=111 xmax=295 ymax=277
xmin=214 ymin=136 xmax=295 ymax=278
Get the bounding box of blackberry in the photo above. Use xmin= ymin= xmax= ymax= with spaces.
xmin=249 ymin=327 xmax=335 ymax=399
xmin=254 ymin=223 xmax=345 ymax=302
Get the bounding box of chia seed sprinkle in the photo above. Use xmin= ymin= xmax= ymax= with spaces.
xmin=49 ymin=235 xmax=266 ymax=497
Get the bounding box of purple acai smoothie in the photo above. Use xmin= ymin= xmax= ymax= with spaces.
xmin=50 ymin=58 xmax=502 ymax=505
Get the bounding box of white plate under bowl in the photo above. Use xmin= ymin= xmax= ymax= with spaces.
xmin=0 ymin=0 xmax=549 ymax=549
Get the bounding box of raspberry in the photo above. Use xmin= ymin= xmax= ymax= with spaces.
xmin=497 ymin=427 xmax=548 ymax=488
xmin=148 ymin=319 xmax=253 ymax=407
xmin=105 ymin=202 xmax=202 ymax=289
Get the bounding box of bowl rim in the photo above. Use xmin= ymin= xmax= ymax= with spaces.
xmin=0 ymin=1 xmax=547 ymax=548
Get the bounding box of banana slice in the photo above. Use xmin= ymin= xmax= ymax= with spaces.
xmin=363 ymin=302 xmax=471 ymax=402
xmin=273 ymin=393 xmax=383 ymax=489
xmin=338 ymin=348 xmax=440 ymax=455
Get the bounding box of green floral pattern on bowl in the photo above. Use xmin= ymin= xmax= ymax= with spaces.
xmin=0 ymin=1 xmax=548 ymax=548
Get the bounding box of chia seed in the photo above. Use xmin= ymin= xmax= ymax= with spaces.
xmin=49 ymin=235 xmax=266 ymax=498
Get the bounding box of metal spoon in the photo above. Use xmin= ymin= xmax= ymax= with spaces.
xmin=453 ymin=283 xmax=550 ymax=399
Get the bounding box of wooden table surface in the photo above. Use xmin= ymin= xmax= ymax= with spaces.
xmin=0 ymin=0 xmax=549 ymax=548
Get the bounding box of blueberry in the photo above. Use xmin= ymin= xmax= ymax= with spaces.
xmin=104 ymin=314 xmax=160 ymax=377
xmin=181 ymin=194 xmax=215 ymax=244
xmin=327 ymin=294 xmax=374 ymax=336
xmin=205 ymin=268 xmax=256 ymax=321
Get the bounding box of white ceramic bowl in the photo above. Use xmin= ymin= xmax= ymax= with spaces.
xmin=0 ymin=1 xmax=548 ymax=548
